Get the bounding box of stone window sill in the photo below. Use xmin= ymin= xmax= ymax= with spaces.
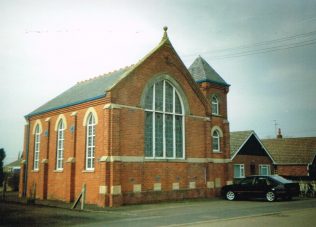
xmin=53 ymin=170 xmax=63 ymax=173
xmin=82 ymin=170 xmax=95 ymax=173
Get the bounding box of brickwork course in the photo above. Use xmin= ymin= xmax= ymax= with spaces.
xmin=19 ymin=28 xmax=233 ymax=207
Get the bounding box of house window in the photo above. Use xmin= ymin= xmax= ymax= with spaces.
xmin=86 ymin=113 xmax=96 ymax=170
xmin=211 ymin=96 xmax=219 ymax=115
xmin=33 ymin=125 xmax=40 ymax=170
xmin=212 ymin=130 xmax=220 ymax=152
xmin=56 ymin=119 xmax=65 ymax=170
xmin=259 ymin=164 xmax=271 ymax=176
xmin=144 ymin=80 xmax=184 ymax=159
xmin=234 ymin=164 xmax=245 ymax=178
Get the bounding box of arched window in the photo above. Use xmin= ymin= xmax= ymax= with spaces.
xmin=86 ymin=113 xmax=96 ymax=170
xmin=56 ymin=119 xmax=65 ymax=170
xmin=144 ymin=80 xmax=184 ymax=159
xmin=33 ymin=125 xmax=40 ymax=170
xmin=211 ymin=96 xmax=219 ymax=115
xmin=212 ymin=130 xmax=220 ymax=152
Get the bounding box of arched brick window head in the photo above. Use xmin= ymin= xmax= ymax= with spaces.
xmin=86 ymin=113 xmax=96 ymax=170
xmin=212 ymin=130 xmax=220 ymax=152
xmin=144 ymin=80 xmax=185 ymax=159
xmin=33 ymin=125 xmax=40 ymax=170
xmin=56 ymin=119 xmax=65 ymax=170
xmin=212 ymin=96 xmax=219 ymax=115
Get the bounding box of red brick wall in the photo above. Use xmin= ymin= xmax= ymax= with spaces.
xmin=198 ymin=82 xmax=230 ymax=160
xmin=276 ymin=165 xmax=308 ymax=176
xmin=112 ymin=45 xmax=207 ymax=117
xmin=199 ymin=82 xmax=229 ymax=119
xmin=233 ymin=155 xmax=274 ymax=176
xmin=20 ymin=41 xmax=232 ymax=207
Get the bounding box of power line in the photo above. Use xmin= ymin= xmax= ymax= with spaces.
xmin=206 ymin=30 xmax=316 ymax=54
xmin=208 ymin=39 xmax=316 ymax=60
xmin=183 ymin=29 xmax=316 ymax=60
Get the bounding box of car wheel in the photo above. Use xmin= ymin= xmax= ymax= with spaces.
xmin=226 ymin=191 xmax=235 ymax=201
xmin=266 ymin=191 xmax=276 ymax=202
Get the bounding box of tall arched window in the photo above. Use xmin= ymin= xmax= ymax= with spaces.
xmin=212 ymin=130 xmax=220 ymax=152
xmin=33 ymin=125 xmax=40 ymax=170
xmin=144 ymin=80 xmax=184 ymax=159
xmin=56 ymin=119 xmax=65 ymax=170
xmin=211 ymin=96 xmax=219 ymax=115
xmin=86 ymin=113 xmax=96 ymax=170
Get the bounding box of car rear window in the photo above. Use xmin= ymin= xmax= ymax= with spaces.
xmin=269 ymin=175 xmax=293 ymax=183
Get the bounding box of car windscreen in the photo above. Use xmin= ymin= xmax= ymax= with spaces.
xmin=269 ymin=175 xmax=293 ymax=183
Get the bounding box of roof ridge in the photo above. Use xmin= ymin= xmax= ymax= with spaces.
xmin=76 ymin=64 xmax=134 ymax=84
xmin=231 ymin=130 xmax=254 ymax=133
xmin=262 ymin=136 xmax=316 ymax=140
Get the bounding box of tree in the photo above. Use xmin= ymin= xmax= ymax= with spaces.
xmin=0 ymin=148 xmax=6 ymax=184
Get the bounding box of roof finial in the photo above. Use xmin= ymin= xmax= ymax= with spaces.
xmin=162 ymin=26 xmax=169 ymax=41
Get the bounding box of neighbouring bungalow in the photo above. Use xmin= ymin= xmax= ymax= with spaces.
xmin=262 ymin=130 xmax=316 ymax=179
xmin=4 ymin=159 xmax=21 ymax=174
xmin=230 ymin=130 xmax=275 ymax=181
xmin=19 ymin=27 xmax=233 ymax=207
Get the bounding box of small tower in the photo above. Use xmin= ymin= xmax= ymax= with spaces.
xmin=188 ymin=56 xmax=230 ymax=119
xmin=188 ymin=56 xmax=232 ymax=183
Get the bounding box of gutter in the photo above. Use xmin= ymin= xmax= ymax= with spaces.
xmin=195 ymin=79 xmax=231 ymax=87
xmin=23 ymin=119 xmax=30 ymax=197
xmin=25 ymin=94 xmax=106 ymax=119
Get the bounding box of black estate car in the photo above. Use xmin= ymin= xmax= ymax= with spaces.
xmin=221 ymin=175 xmax=300 ymax=202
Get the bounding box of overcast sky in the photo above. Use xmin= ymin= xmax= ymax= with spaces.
xmin=1 ymin=0 xmax=316 ymax=164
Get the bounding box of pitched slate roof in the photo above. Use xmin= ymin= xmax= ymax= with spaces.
xmin=261 ymin=137 xmax=316 ymax=165
xmin=26 ymin=66 xmax=134 ymax=117
xmin=188 ymin=56 xmax=230 ymax=87
xmin=230 ymin=130 xmax=254 ymax=157
xmin=26 ymin=27 xmax=177 ymax=118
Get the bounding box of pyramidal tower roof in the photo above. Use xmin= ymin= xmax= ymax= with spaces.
xmin=188 ymin=56 xmax=229 ymax=87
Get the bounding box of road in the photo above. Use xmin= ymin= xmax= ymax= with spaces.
xmin=1 ymin=198 xmax=316 ymax=226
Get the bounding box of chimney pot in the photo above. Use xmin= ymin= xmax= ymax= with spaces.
xmin=277 ymin=128 xmax=283 ymax=139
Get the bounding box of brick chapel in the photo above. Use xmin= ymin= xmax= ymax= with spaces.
xmin=19 ymin=27 xmax=232 ymax=207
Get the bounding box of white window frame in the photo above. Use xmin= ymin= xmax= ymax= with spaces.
xmin=33 ymin=125 xmax=40 ymax=170
xmin=234 ymin=164 xmax=245 ymax=178
xmin=56 ymin=120 xmax=65 ymax=170
xmin=85 ymin=113 xmax=96 ymax=170
xmin=211 ymin=96 xmax=219 ymax=115
xmin=259 ymin=164 xmax=271 ymax=176
xmin=212 ymin=130 xmax=220 ymax=152
xmin=144 ymin=80 xmax=185 ymax=159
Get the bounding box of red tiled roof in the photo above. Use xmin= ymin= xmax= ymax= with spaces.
xmin=261 ymin=137 xmax=316 ymax=165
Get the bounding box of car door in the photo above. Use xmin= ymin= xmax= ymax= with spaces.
xmin=237 ymin=177 xmax=256 ymax=197
xmin=252 ymin=177 xmax=270 ymax=198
